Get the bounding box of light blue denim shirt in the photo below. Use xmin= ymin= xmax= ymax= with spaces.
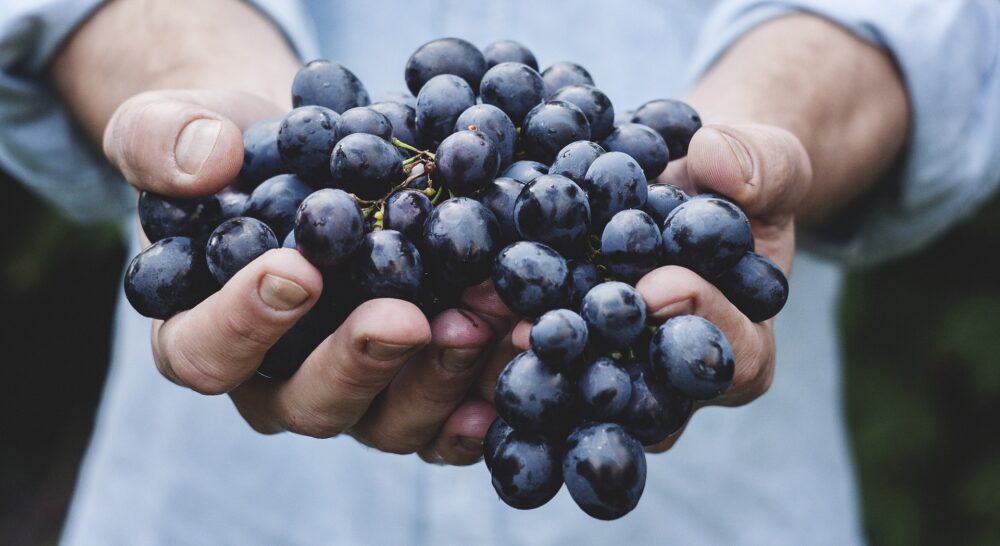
xmin=1 ymin=1 xmax=998 ymax=545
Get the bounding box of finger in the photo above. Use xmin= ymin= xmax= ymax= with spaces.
xmin=461 ymin=279 xmax=517 ymax=332
xmin=103 ymin=89 xmax=283 ymax=196
xmin=472 ymin=327 xmax=521 ymax=403
xmin=636 ymin=266 xmax=775 ymax=406
xmin=350 ymin=309 xmax=494 ymax=453
xmin=511 ymin=320 xmax=531 ymax=351
xmin=418 ymin=399 xmax=498 ymax=466
xmin=153 ymin=248 xmax=322 ymax=395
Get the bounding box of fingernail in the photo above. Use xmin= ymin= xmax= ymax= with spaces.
xmin=457 ymin=436 xmax=483 ymax=451
xmin=175 ymin=118 xmax=222 ymax=175
xmin=440 ymin=347 xmax=482 ymax=373
xmin=715 ymin=130 xmax=753 ymax=182
xmin=650 ymin=298 xmax=694 ymax=321
xmin=366 ymin=341 xmax=415 ymax=361
xmin=259 ymin=274 xmax=309 ymax=311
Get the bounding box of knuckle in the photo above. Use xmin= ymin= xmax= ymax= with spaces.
xmin=170 ymin=343 xmax=232 ymax=395
xmin=358 ymin=425 xmax=422 ymax=455
xmin=281 ymin=403 xmax=347 ymax=439
xmin=222 ymin=310 xmax=278 ymax=357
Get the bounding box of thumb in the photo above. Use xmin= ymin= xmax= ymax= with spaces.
xmin=103 ymin=89 xmax=284 ymax=197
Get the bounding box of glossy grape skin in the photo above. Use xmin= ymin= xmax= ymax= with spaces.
xmin=383 ymin=189 xmax=432 ymax=245
xmin=333 ymin=106 xmax=393 ymax=141
xmin=650 ymin=315 xmax=736 ymax=400
xmin=550 ymin=84 xmax=615 ymax=141
xmin=541 ymin=61 xmax=595 ymax=97
xmin=581 ymin=281 xmax=647 ymax=350
xmin=291 ymin=59 xmax=370 ymax=112
xmin=137 ymin=191 xmax=224 ymax=243
xmin=238 ymin=117 xmax=285 ymax=190
xmin=328 ymin=133 xmax=404 ymax=201
xmin=483 ymin=40 xmax=538 ymax=70
xmin=369 ymin=101 xmax=419 ymax=146
xmin=277 ymin=106 xmax=340 ymax=185
xmin=581 ymin=151 xmax=649 ymax=230
xmin=479 ymin=62 xmax=545 ymax=125
xmin=513 ymin=174 xmax=591 ymax=256
xmin=494 ymin=351 xmax=576 ymax=436
xmin=492 ymin=241 xmax=569 ymax=318
xmin=243 ymin=174 xmax=313 ymax=240
xmin=216 ymin=190 xmax=249 ymax=220
xmin=548 ymin=140 xmax=604 ymax=185
xmin=563 ymin=423 xmax=646 ymax=520
xmin=477 ymin=177 xmax=525 ymax=244
xmin=404 ymin=37 xmax=487 ymax=96
xmin=660 ymin=197 xmax=753 ymax=279
xmin=530 ymin=309 xmax=588 ymax=367
xmin=205 ymin=217 xmax=279 ymax=285
xmin=631 ymin=99 xmax=702 ymax=159
xmin=566 ymin=260 xmax=601 ymax=310
xmin=483 ymin=417 xmax=514 ymax=470
xmin=601 ymin=123 xmax=670 ymax=180
xmin=521 ymin=101 xmax=591 ymax=164
xmin=578 ymin=357 xmax=632 ymax=420
xmin=644 ymin=183 xmax=689 ymax=226
xmin=350 ymin=230 xmax=423 ymax=303
xmin=293 ymin=188 xmax=365 ymax=269
xmin=435 ymin=130 xmax=500 ymax=196
xmin=415 ymin=74 xmax=476 ymax=147
xmin=422 ymin=197 xmax=502 ymax=287
xmin=490 ymin=431 xmax=563 ymax=510
xmin=600 ymin=209 xmax=663 ymax=284
xmin=455 ymin=104 xmax=517 ymax=168
xmin=123 ymin=237 xmax=216 ymax=319
xmin=501 ymin=160 xmax=548 ymax=184
xmin=405 ymin=162 xmax=430 ymax=190
xmin=619 ymin=364 xmax=693 ymax=445
xmin=713 ymin=251 xmax=789 ymax=322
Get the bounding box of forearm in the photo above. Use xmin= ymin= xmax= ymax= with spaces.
xmin=51 ymin=0 xmax=300 ymax=143
xmin=687 ymin=14 xmax=910 ymax=221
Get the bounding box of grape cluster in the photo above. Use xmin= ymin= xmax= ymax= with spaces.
xmin=123 ymin=38 xmax=790 ymax=518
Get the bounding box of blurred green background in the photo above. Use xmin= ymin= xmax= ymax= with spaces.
xmin=1 ymin=171 xmax=998 ymax=545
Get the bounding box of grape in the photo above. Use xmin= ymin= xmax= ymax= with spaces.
xmin=477 ymin=177 xmax=524 ymax=244
xmin=600 ymin=209 xmax=663 ymax=283
xmin=566 ymin=260 xmax=601 ymax=310
xmin=293 ymin=188 xmax=365 ymax=269
xmin=513 ymin=174 xmax=591 ymax=256
xmin=581 ymin=151 xmax=648 ymax=230
xmin=550 ymin=84 xmax=615 ymax=141
xmin=434 ymin=130 xmax=500 ymax=196
xmin=580 ymin=281 xmax=646 ymax=349
xmin=216 ymin=190 xmax=249 ymax=220
xmin=501 ymin=160 xmax=548 ymax=184
xmin=578 ymin=357 xmax=632 ymax=420
xmin=369 ymin=101 xmax=419 ymax=146
xmin=530 ymin=309 xmax=589 ymax=366
xmin=714 ymin=251 xmax=789 ymax=322
xmin=244 ymin=174 xmax=313 ymax=240
xmin=491 ymin=431 xmax=563 ymax=509
xmin=333 ymin=106 xmax=393 ymax=141
xmin=350 ymin=230 xmax=423 ymax=303
xmin=415 ymin=74 xmax=476 ymax=147
xmin=631 ymin=99 xmax=702 ymax=159
xmin=541 ymin=61 xmax=594 ymax=97
xmin=277 ymin=106 xmax=340 ymax=185
xmin=483 ymin=416 xmax=514 ymax=470
xmin=329 ymin=133 xmax=404 ymax=200
xmin=521 ymin=101 xmax=591 ymax=164
xmin=483 ymin=40 xmax=539 ymax=71
xmin=405 ymin=162 xmax=430 ymax=189
xmin=405 ymin=37 xmax=486 ymax=96
xmin=238 ymin=117 xmax=286 ymax=190
xmin=383 ymin=189 xmax=432 ymax=245
xmin=660 ymin=197 xmax=753 ymax=279
xmin=601 ymin=123 xmax=670 ymax=180
xmin=455 ymin=104 xmax=517 ymax=168
xmin=205 ymin=217 xmax=279 ymax=285
xmin=123 ymin=237 xmax=216 ymax=319
xmin=494 ymin=351 xmax=576 ymax=436
xmin=291 ymin=59 xmax=370 ymax=112
xmin=259 ymin=284 xmax=346 ymax=379
xmin=563 ymin=423 xmax=646 ymax=520
xmin=649 ymin=315 xmax=735 ymax=400
xmin=548 ymin=140 xmax=604 ymax=185
xmin=479 ymin=62 xmax=545 ymax=125
xmin=138 ymin=191 xmax=224 ymax=243
xmin=492 ymin=241 xmax=570 ymax=318
xmin=644 ymin=183 xmax=689 ymax=226
xmin=619 ymin=364 xmax=692 ymax=445
xmin=422 ymin=197 xmax=501 ymax=287
xmin=282 ymin=230 xmax=296 ymax=249
xmin=373 ymin=91 xmax=416 ymax=110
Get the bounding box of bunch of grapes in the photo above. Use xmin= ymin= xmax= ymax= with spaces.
xmin=123 ymin=38 xmax=789 ymax=519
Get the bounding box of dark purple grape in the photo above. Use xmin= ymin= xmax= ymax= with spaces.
xmin=369 ymin=101 xmax=419 ymax=146
xmin=600 ymin=209 xmax=663 ymax=283
xmin=350 ymin=230 xmax=423 ymax=302
xmin=477 ymin=177 xmax=524 ymax=244
xmin=405 ymin=37 xmax=486 ymax=96
xmin=405 ymin=162 xmax=430 ymax=189
xmin=491 ymin=431 xmax=563 ymax=510
xmin=714 ymin=251 xmax=789 ymax=322
xmin=422 ymin=197 xmax=501 ymax=287
xmin=435 ymin=130 xmax=500 ymax=196
xmin=329 ymin=133 xmax=404 ymax=200
xmin=479 ymin=62 xmax=545 ymax=125
xmin=563 ymin=423 xmax=646 ymax=520
xmin=631 ymin=99 xmax=702 ymax=159
xmin=484 ymin=416 xmax=514 ymax=470
xmin=291 ymin=59 xmax=370 ymax=113
xmin=644 ymin=183 xmax=689 ymax=226
xmin=521 ymin=101 xmax=591 ymax=164
xmin=619 ymin=364 xmax=692 ymax=445
xmin=650 ymin=315 xmax=735 ymax=400
xmin=277 ymin=106 xmax=340 ymax=185
xmin=216 ymin=190 xmax=249 ymax=220
xmin=259 ymin=283 xmax=345 ymax=379
xmin=124 ymin=237 xmax=216 ymax=319
xmin=334 ymin=106 xmax=393 ymax=141
xmin=548 ymin=140 xmax=604 ymax=185
xmin=661 ymin=197 xmax=753 ymax=279
xmin=550 ymin=84 xmax=615 ymax=141
xmin=501 ymin=160 xmax=548 ymax=184
xmin=492 ymin=241 xmax=570 ymax=318
xmin=513 ymin=174 xmax=591 ymax=256
xmin=243 ymin=174 xmax=313 ymax=240
xmin=581 ymin=151 xmax=648 ymax=230
xmin=137 ymin=191 xmax=224 ymax=243
xmin=541 ymin=62 xmax=594 ymax=97
xmin=415 ymin=74 xmax=476 ymax=147
xmin=238 ymin=117 xmax=285 ymax=190
xmin=416 ymin=271 xmax=462 ymax=320
xmin=455 ymin=104 xmax=517 ymax=168
xmin=293 ymin=188 xmax=365 ymax=269
xmin=530 ymin=309 xmax=588 ymax=366
xmin=494 ymin=351 xmax=576 ymax=436
xmin=373 ymin=91 xmax=416 ymax=110
xmin=601 ymin=123 xmax=670 ymax=180
xmin=566 ymin=260 xmax=600 ymax=310
xmin=383 ymin=189 xmax=432 ymax=245
xmin=205 ymin=217 xmax=279 ymax=285
xmin=581 ymin=282 xmax=646 ymax=349
xmin=483 ymin=40 xmax=538 ymax=71
xmin=578 ymin=357 xmax=632 ymax=420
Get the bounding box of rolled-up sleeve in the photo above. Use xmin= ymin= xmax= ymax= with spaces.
xmin=687 ymin=0 xmax=1000 ymax=265
xmin=0 ymin=0 xmax=318 ymax=223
